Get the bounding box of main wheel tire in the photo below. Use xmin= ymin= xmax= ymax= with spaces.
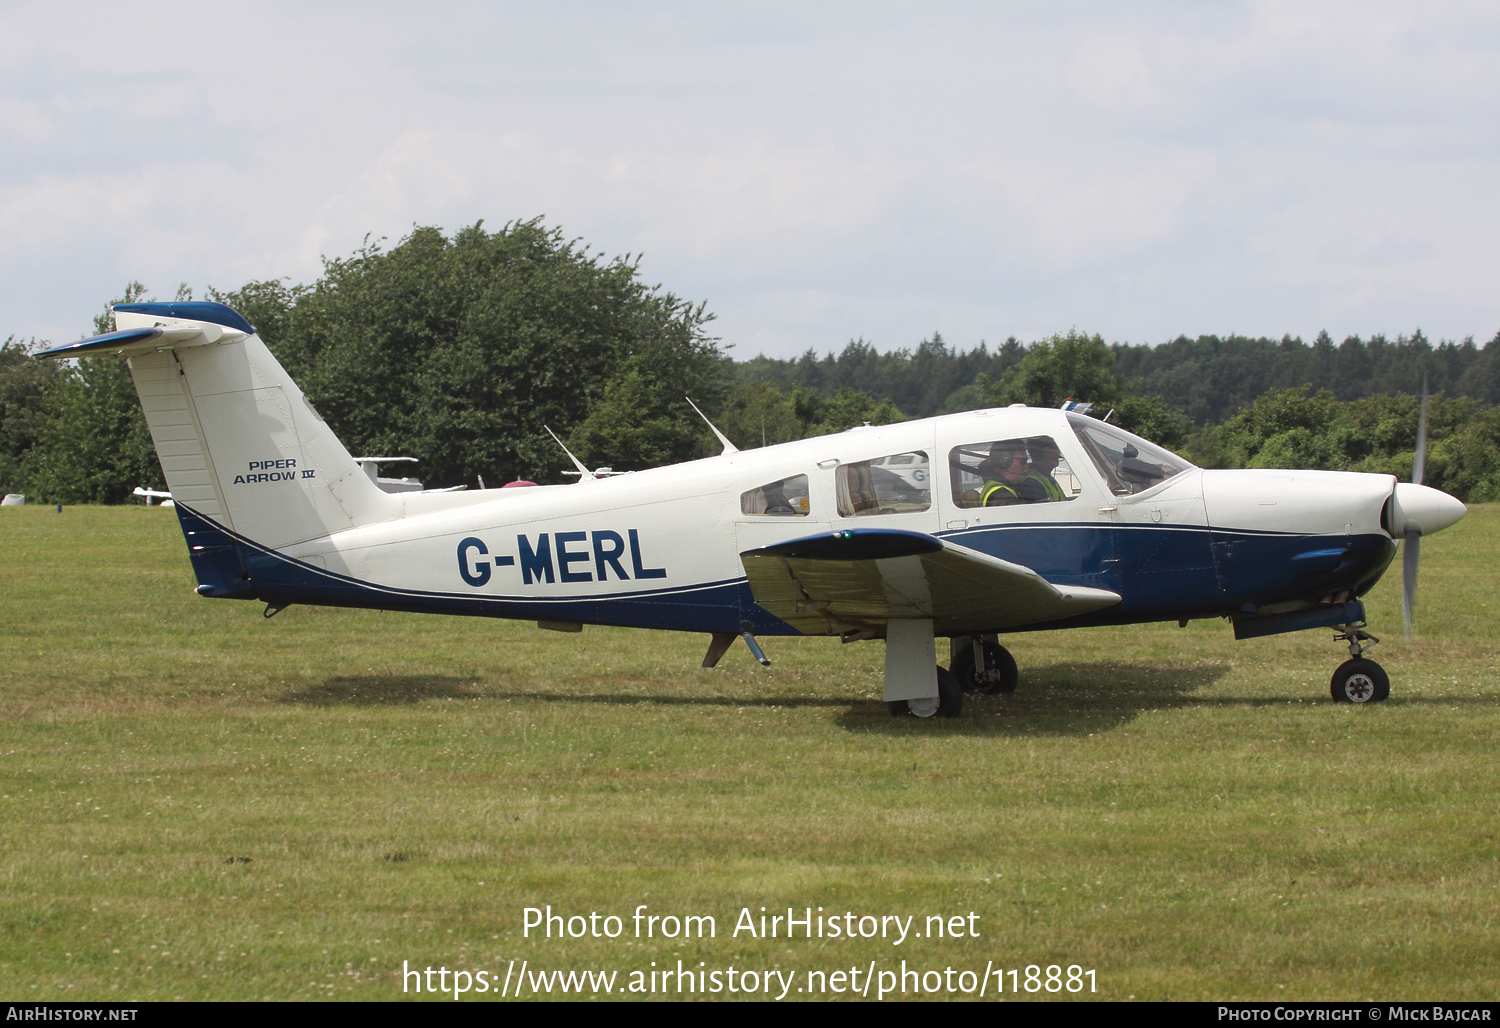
xmin=936 ymin=665 xmax=963 ymax=718
xmin=887 ymin=668 xmax=964 ymax=718
xmin=1330 ymin=658 xmax=1390 ymax=704
xmin=950 ymin=639 xmax=1019 ymax=694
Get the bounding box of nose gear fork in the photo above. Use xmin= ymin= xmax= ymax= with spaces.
xmin=1333 ymin=622 xmax=1378 ymax=659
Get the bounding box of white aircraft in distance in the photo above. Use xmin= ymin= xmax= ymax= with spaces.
xmin=132 ymin=486 xmax=174 ymax=507
xmin=37 ymin=303 xmax=1467 ymax=716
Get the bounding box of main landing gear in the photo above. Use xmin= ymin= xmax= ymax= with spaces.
xmin=883 ymin=619 xmax=962 ymax=719
xmin=887 ymin=666 xmax=963 ymax=719
xmin=950 ymin=634 xmax=1018 ymax=695
xmin=1330 ymin=622 xmax=1390 ymax=704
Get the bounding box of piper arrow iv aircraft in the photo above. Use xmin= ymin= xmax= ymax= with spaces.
xmin=37 ymin=302 xmax=1468 ymax=717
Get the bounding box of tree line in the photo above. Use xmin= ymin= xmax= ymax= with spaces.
xmin=3 ymin=220 xmax=1499 ymax=505
xmin=736 ymin=327 xmax=1500 ymax=424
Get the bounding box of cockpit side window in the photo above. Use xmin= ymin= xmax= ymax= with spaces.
xmin=836 ymin=451 xmax=931 ymax=517
xmin=1067 ymin=416 xmax=1194 ymax=496
xmin=948 ymin=436 xmax=1081 ymax=508
xmin=741 ymin=474 xmax=810 ymax=516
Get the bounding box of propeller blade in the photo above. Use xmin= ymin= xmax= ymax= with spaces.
xmin=1413 ymin=373 xmax=1429 ymax=486
xmin=1402 ymin=528 xmax=1420 ymax=640
xmin=1405 ymin=374 xmax=1429 ymax=640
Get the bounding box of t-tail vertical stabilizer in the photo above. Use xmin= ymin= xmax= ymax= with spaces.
xmin=35 ymin=301 xmax=401 ymax=599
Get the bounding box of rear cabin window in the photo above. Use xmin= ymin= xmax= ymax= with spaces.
xmin=740 ymin=474 xmax=810 ymax=516
xmin=948 ymin=436 xmax=1081 ymax=508
xmin=836 ymin=451 xmax=931 ymax=517
xmin=1067 ymin=416 xmax=1193 ymax=496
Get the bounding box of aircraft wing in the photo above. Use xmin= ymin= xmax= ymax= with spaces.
xmin=739 ymin=529 xmax=1121 ymax=636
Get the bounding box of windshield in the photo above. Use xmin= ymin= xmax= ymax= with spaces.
xmin=1067 ymin=415 xmax=1195 ymax=496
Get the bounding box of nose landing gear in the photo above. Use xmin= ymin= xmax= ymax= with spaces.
xmin=1330 ymin=623 xmax=1389 ymax=703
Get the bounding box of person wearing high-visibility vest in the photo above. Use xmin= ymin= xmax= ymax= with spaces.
xmin=978 ymin=441 xmax=1033 ymax=506
xmin=1024 ymin=436 xmax=1067 ymax=502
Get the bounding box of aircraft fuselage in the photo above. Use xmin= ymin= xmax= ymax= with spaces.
xmin=183 ymin=407 xmax=1418 ymax=639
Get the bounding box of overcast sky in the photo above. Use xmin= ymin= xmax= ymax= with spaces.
xmin=3 ymin=2 xmax=1498 ymax=358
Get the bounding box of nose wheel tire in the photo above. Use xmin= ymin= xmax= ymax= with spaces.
xmin=888 ymin=666 xmax=964 ymax=718
xmin=951 ymin=639 xmax=1019 ymax=694
xmin=1330 ymin=658 xmax=1390 ymax=704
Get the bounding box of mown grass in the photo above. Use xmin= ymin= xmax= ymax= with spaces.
xmin=1 ymin=504 xmax=1497 ymax=1001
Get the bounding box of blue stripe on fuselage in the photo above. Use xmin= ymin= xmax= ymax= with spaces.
xmin=174 ymin=504 xmax=1395 ymax=637
xmin=172 ymin=503 xmax=795 ymax=636
xmin=939 ymin=522 xmax=1395 ymax=626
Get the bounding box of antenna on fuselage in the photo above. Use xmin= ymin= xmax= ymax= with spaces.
xmin=544 ymin=426 xmax=595 ymax=482
xmin=685 ymin=397 xmax=739 ymax=454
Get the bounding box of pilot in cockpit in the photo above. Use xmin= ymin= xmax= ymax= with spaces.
xmin=978 ymin=442 xmax=1034 ymax=506
xmin=1024 ymin=436 xmax=1067 ymax=502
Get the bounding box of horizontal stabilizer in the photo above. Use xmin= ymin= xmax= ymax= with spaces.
xmin=35 ymin=327 xmax=167 ymax=359
xmin=740 ymin=529 xmax=1120 ymax=636
xmin=35 ymin=311 xmax=252 ymax=361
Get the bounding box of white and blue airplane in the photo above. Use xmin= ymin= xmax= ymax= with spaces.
xmin=37 ymin=302 xmax=1467 ymax=716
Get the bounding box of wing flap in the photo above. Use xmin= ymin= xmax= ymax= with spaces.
xmin=740 ymin=528 xmax=1120 ymax=635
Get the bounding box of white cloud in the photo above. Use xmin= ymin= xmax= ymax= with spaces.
xmin=0 ymin=1 xmax=1497 ymax=352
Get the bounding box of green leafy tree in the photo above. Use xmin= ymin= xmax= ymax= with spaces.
xmin=1192 ymin=387 xmax=1345 ymax=469
xmin=0 ymin=337 xmax=67 ymax=495
xmin=939 ymin=372 xmax=993 ymax=414
xmin=1104 ymin=395 xmax=1194 ymax=452
xmin=1424 ymin=408 xmax=1500 ymax=502
xmin=207 ymin=278 xmax=305 ymax=350
xmin=1188 ymin=385 xmax=1499 ymax=502
xmin=18 ymin=283 xmax=164 ymax=503
xmin=993 ymin=329 xmax=1122 ymax=409
xmin=803 ymin=387 xmax=905 ymax=435
xmin=714 ymin=381 xmax=905 ymax=448
xmin=567 ymin=348 xmax=723 ymax=470
xmin=258 ymin=221 xmax=720 ymax=485
xmin=730 ymin=334 xmax=1027 ymax=419
xmin=715 ymin=380 xmax=807 ymax=448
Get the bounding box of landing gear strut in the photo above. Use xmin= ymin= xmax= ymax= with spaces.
xmin=884 ymin=619 xmax=961 ymax=718
xmin=950 ymin=634 xmax=1018 ymax=694
xmin=1330 ymin=622 xmax=1390 ymax=703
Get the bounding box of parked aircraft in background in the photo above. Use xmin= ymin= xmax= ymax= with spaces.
xmin=132 ymin=486 xmax=174 ymax=507
xmin=354 ymin=456 xmax=424 ymax=493
xmin=36 ymin=302 xmax=1466 ymax=716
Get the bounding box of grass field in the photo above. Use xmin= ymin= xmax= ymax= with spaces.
xmin=1 ymin=504 xmax=1497 ymax=1002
